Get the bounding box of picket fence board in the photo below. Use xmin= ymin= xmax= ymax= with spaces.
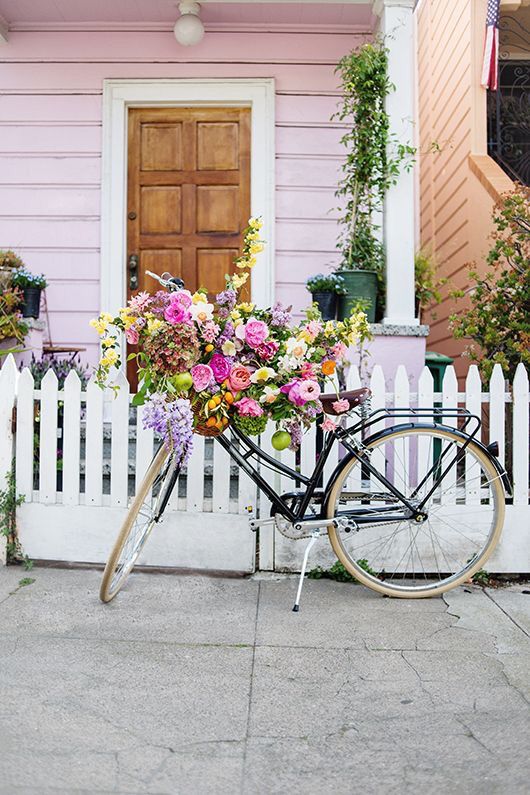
xmin=489 ymin=364 xmax=506 ymax=466
xmin=62 ymin=370 xmax=81 ymax=507
xmin=1 ymin=355 xmax=529 ymax=572
xmin=39 ymin=369 xmax=58 ymax=505
xmin=84 ymin=379 xmax=104 ymax=506
xmin=512 ymin=363 xmax=529 ymax=506
xmin=110 ymin=371 xmax=130 ymax=508
xmin=15 ymin=368 xmax=34 ymax=503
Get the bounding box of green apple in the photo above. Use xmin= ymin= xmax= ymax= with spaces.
xmin=172 ymin=372 xmax=193 ymax=392
xmin=271 ymin=430 xmax=291 ymax=451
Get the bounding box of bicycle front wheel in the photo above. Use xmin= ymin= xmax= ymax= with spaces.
xmin=99 ymin=445 xmax=176 ymax=603
xmin=327 ymin=426 xmax=505 ymax=598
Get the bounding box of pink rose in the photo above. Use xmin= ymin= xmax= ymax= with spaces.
xmin=298 ymin=380 xmax=321 ymax=402
xmin=331 ymin=342 xmax=347 ymax=358
xmin=210 ymin=353 xmax=231 ymax=384
xmin=191 ymin=364 xmax=214 ymax=392
xmin=172 ymin=290 xmax=193 ymax=309
xmin=321 ymin=417 xmax=337 ymax=432
xmin=229 ymin=364 xmax=251 ymax=392
xmin=245 ymin=319 xmax=269 ymax=349
xmin=256 ymin=340 xmax=279 ymax=361
xmin=235 ymin=397 xmax=264 ymax=417
xmin=125 ymin=327 xmax=139 ymax=345
xmin=164 ymin=303 xmax=191 ymax=325
xmin=332 ymin=398 xmax=350 ymax=414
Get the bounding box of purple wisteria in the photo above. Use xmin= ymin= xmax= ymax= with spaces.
xmin=142 ymin=394 xmax=194 ymax=463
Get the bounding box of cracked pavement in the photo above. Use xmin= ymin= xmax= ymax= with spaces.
xmin=0 ymin=568 xmax=529 ymax=794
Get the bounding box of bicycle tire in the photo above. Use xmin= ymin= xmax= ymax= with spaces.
xmin=100 ymin=445 xmax=172 ymax=603
xmin=327 ymin=426 xmax=505 ymax=598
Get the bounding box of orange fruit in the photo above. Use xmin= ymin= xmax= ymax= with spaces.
xmin=205 ymin=344 xmax=214 ymax=353
xmin=224 ymin=391 xmax=234 ymax=404
xmin=206 ymin=416 xmax=217 ymax=428
xmin=208 ymin=398 xmax=217 ymax=410
xmin=214 ymin=395 xmax=222 ymax=406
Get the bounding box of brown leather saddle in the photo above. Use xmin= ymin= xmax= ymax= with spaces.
xmin=320 ymin=387 xmax=371 ymax=416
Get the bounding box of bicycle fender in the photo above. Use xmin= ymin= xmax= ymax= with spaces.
xmin=321 ymin=421 xmax=511 ymax=518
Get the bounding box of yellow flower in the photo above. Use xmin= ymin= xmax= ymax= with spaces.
xmin=90 ymin=318 xmax=107 ymax=336
xmin=119 ymin=309 xmax=136 ymax=330
xmin=236 ymin=258 xmax=249 ymax=270
xmin=246 ymin=256 xmax=257 ymax=269
xmin=192 ymin=292 xmax=207 ymax=304
xmin=100 ymin=349 xmax=118 ymax=367
xmin=249 ymin=242 xmax=264 ymax=255
xmin=249 ymin=217 xmax=263 ymax=230
xmin=147 ymin=318 xmax=164 ymax=334
xmin=232 ymin=272 xmax=249 ymax=289
xmin=236 ymin=302 xmax=255 ymax=313
xmin=101 ymin=337 xmax=115 ymax=348
xmin=230 ymin=309 xmax=241 ymax=321
xmin=324 ymin=321 xmax=335 ymax=338
xmin=100 ymin=312 xmax=114 ymax=323
xmin=247 ymin=230 xmax=260 ymax=241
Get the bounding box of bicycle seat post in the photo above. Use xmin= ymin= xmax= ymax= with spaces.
xmin=292 ymin=530 xmax=320 ymax=612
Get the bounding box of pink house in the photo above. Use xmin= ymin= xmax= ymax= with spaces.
xmin=0 ymin=0 xmax=425 ymax=381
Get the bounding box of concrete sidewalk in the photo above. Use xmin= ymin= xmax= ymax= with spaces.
xmin=0 ymin=567 xmax=529 ymax=795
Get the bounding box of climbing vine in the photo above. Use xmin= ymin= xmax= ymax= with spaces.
xmin=0 ymin=464 xmax=31 ymax=568
xmin=334 ymin=41 xmax=415 ymax=275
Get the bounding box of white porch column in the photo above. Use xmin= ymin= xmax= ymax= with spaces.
xmin=375 ymin=0 xmax=417 ymax=326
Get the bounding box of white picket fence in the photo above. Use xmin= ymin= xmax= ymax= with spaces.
xmin=0 ymin=354 xmax=528 ymax=572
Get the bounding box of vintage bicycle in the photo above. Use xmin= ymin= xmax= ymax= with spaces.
xmin=100 ymin=272 xmax=509 ymax=608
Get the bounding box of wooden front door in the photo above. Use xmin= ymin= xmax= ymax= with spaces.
xmin=126 ymin=106 xmax=251 ymax=384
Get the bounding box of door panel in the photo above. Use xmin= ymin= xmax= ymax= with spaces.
xmin=126 ymin=106 xmax=251 ymax=386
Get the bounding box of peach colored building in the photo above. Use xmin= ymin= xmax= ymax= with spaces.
xmin=416 ymin=0 xmax=528 ymax=377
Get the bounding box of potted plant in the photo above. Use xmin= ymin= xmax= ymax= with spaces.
xmin=334 ymin=42 xmax=414 ymax=322
xmin=0 ymin=286 xmax=28 ymax=352
xmin=11 ymin=268 xmax=47 ymax=319
xmin=414 ymin=250 xmax=445 ymax=324
xmin=0 ymin=250 xmax=24 ymax=290
xmin=305 ymin=273 xmax=346 ymax=320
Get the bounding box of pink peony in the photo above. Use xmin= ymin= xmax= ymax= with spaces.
xmin=191 ymin=364 xmax=214 ymax=391
xmin=229 ymin=364 xmax=251 ymax=392
xmin=245 ymin=319 xmax=269 ymax=349
xmin=256 ymin=340 xmax=279 ymax=361
xmin=210 ymin=353 xmax=231 ymax=384
xmin=298 ymin=379 xmax=321 ymax=401
xmin=280 ymin=381 xmax=306 ymax=407
xmin=332 ymin=398 xmax=350 ymax=414
xmin=202 ymin=321 xmax=220 ymax=343
xmin=125 ymin=327 xmax=139 ymax=345
xmin=235 ymin=397 xmax=264 ymax=417
xmin=235 ymin=324 xmax=246 ymax=341
xmin=321 ymin=417 xmax=337 ymax=432
xmin=172 ymin=290 xmax=193 ymax=309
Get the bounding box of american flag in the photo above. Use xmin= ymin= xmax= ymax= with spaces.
xmin=481 ymin=0 xmax=501 ymax=90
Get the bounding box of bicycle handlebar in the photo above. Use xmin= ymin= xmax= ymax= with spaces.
xmin=145 ymin=270 xmax=185 ymax=292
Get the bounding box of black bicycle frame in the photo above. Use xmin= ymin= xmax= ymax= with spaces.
xmin=155 ymin=406 xmax=495 ymax=527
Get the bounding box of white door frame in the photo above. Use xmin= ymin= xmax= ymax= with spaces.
xmin=101 ymin=77 xmax=275 ymax=315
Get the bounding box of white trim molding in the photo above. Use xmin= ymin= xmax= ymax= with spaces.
xmin=101 ymin=77 xmax=275 ymax=315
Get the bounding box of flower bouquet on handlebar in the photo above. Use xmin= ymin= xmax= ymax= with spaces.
xmin=91 ymin=218 xmax=371 ymax=463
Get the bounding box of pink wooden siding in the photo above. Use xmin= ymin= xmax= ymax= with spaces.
xmin=0 ymin=26 xmax=369 ymax=363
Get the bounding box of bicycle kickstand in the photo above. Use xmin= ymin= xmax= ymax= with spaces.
xmin=292 ymin=530 xmax=320 ymax=613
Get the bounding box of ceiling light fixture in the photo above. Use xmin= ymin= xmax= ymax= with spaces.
xmin=174 ymin=1 xmax=205 ymax=47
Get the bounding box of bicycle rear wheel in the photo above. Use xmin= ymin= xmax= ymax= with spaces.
xmin=99 ymin=445 xmax=178 ymax=603
xmin=327 ymin=426 xmax=505 ymax=598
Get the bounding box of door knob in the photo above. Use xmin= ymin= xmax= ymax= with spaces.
xmin=128 ymin=254 xmax=139 ymax=290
